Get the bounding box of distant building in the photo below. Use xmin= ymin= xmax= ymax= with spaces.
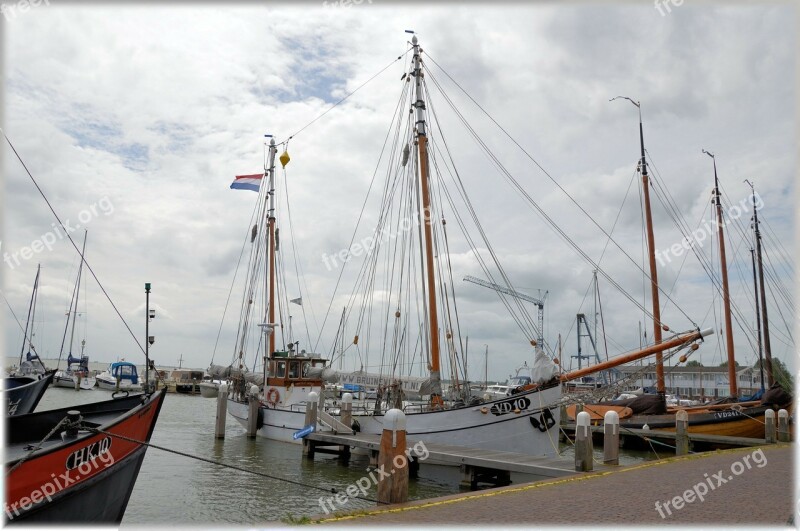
xmin=616 ymin=364 xmax=761 ymax=399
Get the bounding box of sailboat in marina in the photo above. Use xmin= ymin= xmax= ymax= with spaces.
xmin=53 ymin=231 xmax=97 ymax=390
xmin=570 ymin=106 xmax=792 ymax=441
xmin=224 ymin=35 xmax=714 ymax=457
xmin=5 ymin=264 xmax=55 ymax=416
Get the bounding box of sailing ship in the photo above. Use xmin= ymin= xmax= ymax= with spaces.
xmin=568 ymin=105 xmax=792 ymax=443
xmin=224 ymin=35 xmax=713 ymax=457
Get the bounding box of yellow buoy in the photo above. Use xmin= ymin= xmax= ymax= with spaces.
xmin=279 ymin=150 xmax=291 ymax=168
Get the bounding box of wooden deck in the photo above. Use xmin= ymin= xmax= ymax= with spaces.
xmin=305 ymin=431 xmax=608 ymax=480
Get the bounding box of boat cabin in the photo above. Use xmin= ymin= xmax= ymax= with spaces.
xmin=266 ymin=349 xmax=327 ymax=388
xmin=109 ymin=362 xmax=139 ymax=384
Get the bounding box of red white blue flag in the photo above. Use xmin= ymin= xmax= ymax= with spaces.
xmin=230 ymin=173 xmax=263 ymax=192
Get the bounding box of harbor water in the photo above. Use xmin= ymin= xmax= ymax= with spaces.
xmin=33 ymin=386 xmax=657 ymax=524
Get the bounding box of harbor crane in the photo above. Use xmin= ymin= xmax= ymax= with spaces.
xmin=462 ymin=275 xmax=547 ymax=349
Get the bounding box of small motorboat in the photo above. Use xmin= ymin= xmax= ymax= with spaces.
xmin=96 ymin=362 xmax=142 ymax=392
xmin=198 ymin=375 xmax=221 ymax=398
xmin=5 ymin=389 xmax=166 ymax=523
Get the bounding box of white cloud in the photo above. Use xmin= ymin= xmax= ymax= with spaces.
xmin=3 ymin=3 xmax=795 ymax=384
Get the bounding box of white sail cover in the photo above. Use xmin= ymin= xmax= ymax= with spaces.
xmin=531 ymin=348 xmax=559 ymax=384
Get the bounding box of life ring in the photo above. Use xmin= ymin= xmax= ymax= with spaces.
xmin=266 ymin=387 xmax=280 ymax=406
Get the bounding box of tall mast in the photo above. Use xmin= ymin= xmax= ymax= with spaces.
xmin=266 ymin=137 xmax=278 ymax=360
xmin=68 ymin=231 xmax=88 ymax=358
xmin=704 ymin=150 xmax=737 ymax=397
xmin=18 ymin=264 xmax=41 ymax=365
xmin=611 ymin=97 xmax=665 ymax=395
xmin=749 ymin=247 xmax=765 ymax=391
xmin=411 ymin=34 xmax=443 ymax=405
xmin=750 ymin=182 xmax=774 ymax=386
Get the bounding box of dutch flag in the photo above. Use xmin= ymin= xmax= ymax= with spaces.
xmin=230 ymin=173 xmax=264 ymax=192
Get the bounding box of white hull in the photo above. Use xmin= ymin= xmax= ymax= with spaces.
xmin=96 ymin=377 xmax=142 ymax=392
xmin=228 ymin=385 xmax=562 ymax=458
xmin=198 ymin=382 xmax=219 ymax=398
xmin=52 ymin=373 xmax=96 ymax=390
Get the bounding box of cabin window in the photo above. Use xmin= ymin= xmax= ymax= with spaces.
xmin=276 ymin=361 xmax=286 ymax=378
xmin=288 ymin=361 xmax=300 ymax=379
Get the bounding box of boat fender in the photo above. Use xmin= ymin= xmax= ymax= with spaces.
xmin=351 ymin=419 xmax=361 ymax=433
xmin=266 ymin=387 xmax=280 ymax=406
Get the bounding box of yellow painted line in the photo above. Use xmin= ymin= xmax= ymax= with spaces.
xmin=314 ymin=444 xmax=787 ymax=524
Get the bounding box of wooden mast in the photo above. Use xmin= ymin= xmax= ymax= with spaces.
xmin=705 ymin=150 xmax=737 ymax=397
xmin=266 ymin=138 xmax=278 ymax=359
xmin=613 ymin=98 xmax=665 ymax=395
xmin=411 ymin=34 xmax=443 ymax=405
xmin=751 ymin=184 xmax=775 ymax=386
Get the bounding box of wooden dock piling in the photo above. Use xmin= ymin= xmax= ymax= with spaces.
xmin=603 ymin=410 xmax=619 ymax=465
xmin=765 ymin=409 xmax=776 ymax=443
xmin=575 ymin=411 xmax=593 ymax=472
xmin=377 ymin=409 xmax=408 ymax=505
xmin=303 ymin=391 xmax=319 ymax=458
xmin=215 ymin=383 xmax=228 ymax=439
xmin=246 ymin=384 xmax=260 ymax=438
xmin=675 ymin=410 xmax=689 ymax=455
xmin=777 ymin=409 xmax=790 ymax=442
xmin=340 ymin=392 xmax=353 ymax=430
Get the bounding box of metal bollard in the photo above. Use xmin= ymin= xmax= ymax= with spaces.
xmin=603 ymin=410 xmax=619 ymax=465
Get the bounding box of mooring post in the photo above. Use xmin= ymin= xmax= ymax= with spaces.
xmin=303 ymin=391 xmax=319 ymax=458
xmin=377 ymin=408 xmax=408 ymax=505
xmin=215 ymin=383 xmax=228 ymax=439
xmin=341 ymin=392 xmax=353 ymax=432
xmin=575 ymin=411 xmax=593 ymax=472
xmin=675 ymin=410 xmax=689 ymax=455
xmin=603 ymin=410 xmax=619 ymax=465
xmin=778 ymin=409 xmax=790 ymax=442
xmin=765 ymin=409 xmax=776 ymax=443
xmin=246 ymin=384 xmax=260 ymax=438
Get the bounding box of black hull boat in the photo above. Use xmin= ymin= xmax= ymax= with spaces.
xmin=4 ymin=372 xmax=55 ymax=416
xmin=5 ymin=389 xmax=166 ymax=524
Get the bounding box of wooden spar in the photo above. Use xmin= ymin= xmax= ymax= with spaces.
xmin=411 ymin=35 xmax=442 ymax=402
xmin=561 ymin=328 xmax=713 ymax=383
xmin=707 ymin=151 xmax=737 ymax=396
xmin=751 ymin=185 xmax=775 ymax=385
xmin=636 ymin=105 xmax=666 ymax=394
xmin=266 ymin=139 xmax=278 ymax=358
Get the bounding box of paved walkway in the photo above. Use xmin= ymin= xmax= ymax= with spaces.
xmin=314 ymin=444 xmax=794 ymax=526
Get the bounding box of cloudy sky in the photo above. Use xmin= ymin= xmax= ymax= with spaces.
xmin=1 ymin=2 xmax=796 ymax=385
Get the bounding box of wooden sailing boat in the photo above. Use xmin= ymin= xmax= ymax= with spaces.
xmin=225 ymin=35 xmax=714 ymax=458
xmin=574 ymin=138 xmax=792 ymax=443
